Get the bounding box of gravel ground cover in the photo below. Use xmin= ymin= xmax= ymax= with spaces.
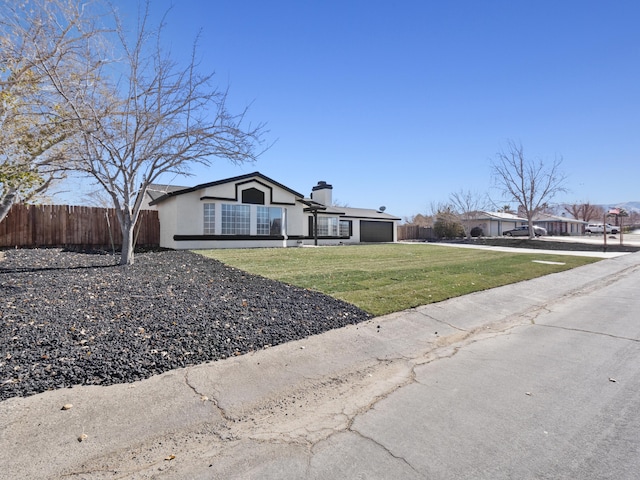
xmin=0 ymin=249 xmax=372 ymax=401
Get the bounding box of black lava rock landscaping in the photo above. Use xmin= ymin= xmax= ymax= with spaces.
xmin=0 ymin=249 xmax=372 ymax=401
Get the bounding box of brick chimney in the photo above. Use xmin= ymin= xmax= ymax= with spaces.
xmin=311 ymin=181 xmax=333 ymax=206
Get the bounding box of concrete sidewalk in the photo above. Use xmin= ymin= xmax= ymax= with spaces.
xmin=409 ymin=233 xmax=640 ymax=258
xmin=2 ymin=252 xmax=640 ymax=479
xmin=425 ymin=241 xmax=629 ymax=258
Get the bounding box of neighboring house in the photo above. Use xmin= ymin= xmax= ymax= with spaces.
xmin=461 ymin=211 xmax=587 ymax=237
xmin=464 ymin=211 xmax=528 ymax=236
xmin=532 ymin=213 xmax=587 ymax=236
xmin=148 ymin=172 xmax=400 ymax=249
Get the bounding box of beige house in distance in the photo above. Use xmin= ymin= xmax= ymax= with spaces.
xmin=147 ymin=172 xmax=400 ymax=249
xmin=464 ymin=211 xmax=528 ymax=236
xmin=462 ymin=210 xmax=588 ymax=237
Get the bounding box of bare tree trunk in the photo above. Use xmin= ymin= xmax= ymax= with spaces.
xmin=119 ymin=215 xmax=135 ymax=265
xmin=0 ymin=189 xmax=18 ymax=225
xmin=527 ymin=213 xmax=535 ymax=239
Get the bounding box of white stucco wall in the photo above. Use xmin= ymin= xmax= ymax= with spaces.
xmin=285 ymin=206 xmax=305 ymax=237
xmin=157 ymin=177 xmax=308 ymax=249
xmin=174 ymin=190 xmax=204 ymax=236
xmin=157 ymin=197 xmax=178 ymax=249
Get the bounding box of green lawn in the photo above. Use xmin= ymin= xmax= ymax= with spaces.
xmin=197 ymin=244 xmax=601 ymax=316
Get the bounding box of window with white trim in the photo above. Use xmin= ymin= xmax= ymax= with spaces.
xmin=317 ymin=216 xmax=339 ymax=236
xmin=203 ymin=203 xmax=215 ymax=234
xmin=221 ymin=204 xmax=250 ymax=235
xmin=257 ymin=206 xmax=282 ymax=235
xmin=339 ymin=220 xmax=351 ymax=237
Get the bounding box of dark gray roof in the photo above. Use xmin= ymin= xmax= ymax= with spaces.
xmin=337 ymin=207 xmax=401 ymax=221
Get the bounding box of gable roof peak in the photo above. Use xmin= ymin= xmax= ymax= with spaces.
xmin=149 ymin=171 xmax=304 ymax=206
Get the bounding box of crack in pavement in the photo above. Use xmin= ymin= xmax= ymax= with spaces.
xmin=348 ymin=428 xmax=424 ymax=477
xmin=414 ymin=309 xmax=469 ymax=332
xmin=535 ymin=323 xmax=640 ymax=342
xmin=556 ymin=262 xmax=640 ymax=300
xmin=295 ymin=323 xmax=527 ymax=474
xmin=184 ymin=369 xmax=232 ymax=420
xmin=182 ymin=369 xmax=247 ymax=449
xmin=301 ymin=324 xmax=530 ymax=476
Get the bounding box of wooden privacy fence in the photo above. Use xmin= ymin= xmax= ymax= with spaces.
xmin=0 ymin=204 xmax=160 ymax=249
xmin=397 ymin=225 xmax=434 ymax=242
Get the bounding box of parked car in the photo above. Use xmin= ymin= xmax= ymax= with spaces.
xmin=585 ymin=224 xmax=619 ymax=234
xmin=502 ymin=226 xmax=547 ymax=237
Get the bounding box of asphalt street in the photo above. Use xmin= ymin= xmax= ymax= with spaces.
xmin=1 ymin=248 xmax=639 ymax=479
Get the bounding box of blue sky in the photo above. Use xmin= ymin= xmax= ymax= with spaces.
xmin=59 ymin=0 xmax=640 ymax=219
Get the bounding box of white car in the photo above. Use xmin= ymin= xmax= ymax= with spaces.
xmin=585 ymin=224 xmax=619 ymax=234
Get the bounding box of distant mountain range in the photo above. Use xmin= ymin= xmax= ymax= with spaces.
xmin=552 ymin=201 xmax=640 ymax=216
xmin=609 ymin=201 xmax=640 ymax=213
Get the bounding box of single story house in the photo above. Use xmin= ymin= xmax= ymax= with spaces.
xmin=464 ymin=211 xmax=528 ymax=236
xmin=147 ymin=172 xmax=400 ymax=249
xmin=532 ymin=213 xmax=587 ymax=236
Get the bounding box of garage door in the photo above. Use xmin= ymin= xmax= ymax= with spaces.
xmin=360 ymin=221 xmax=393 ymax=242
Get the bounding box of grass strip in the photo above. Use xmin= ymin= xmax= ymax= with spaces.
xmin=198 ymin=244 xmax=601 ymax=316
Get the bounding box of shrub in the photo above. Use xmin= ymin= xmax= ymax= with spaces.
xmin=433 ymin=219 xmax=465 ymax=239
xmin=470 ymin=227 xmax=484 ymax=237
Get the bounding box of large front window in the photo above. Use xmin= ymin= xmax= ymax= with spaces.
xmin=221 ymin=204 xmax=250 ymax=235
xmin=257 ymin=206 xmax=282 ymax=235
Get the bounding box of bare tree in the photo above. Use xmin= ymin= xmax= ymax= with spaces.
xmin=564 ymin=202 xmax=604 ymax=222
xmin=449 ymin=189 xmax=487 ymax=239
xmin=42 ymin=2 xmax=267 ymax=264
xmin=331 ymin=199 xmax=350 ymax=208
xmin=404 ymin=213 xmax=432 ymax=226
xmin=0 ymin=0 xmax=98 ymax=223
xmin=491 ymin=141 xmax=568 ymax=239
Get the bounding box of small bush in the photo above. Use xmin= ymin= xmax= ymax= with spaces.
xmin=470 ymin=227 xmax=484 ymax=237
